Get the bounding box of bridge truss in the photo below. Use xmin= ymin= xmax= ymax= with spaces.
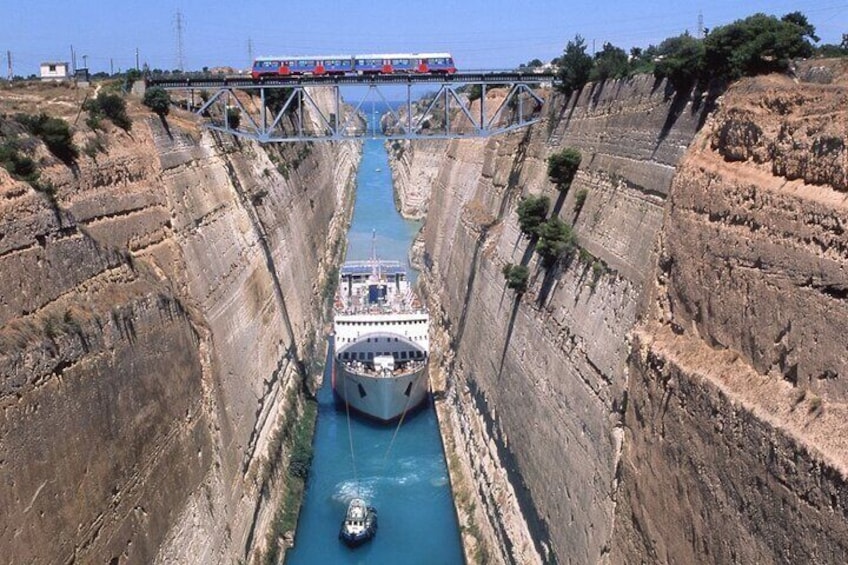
xmin=147 ymin=73 xmax=555 ymax=143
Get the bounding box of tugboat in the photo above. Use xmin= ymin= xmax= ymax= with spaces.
xmin=339 ymin=498 xmax=378 ymax=547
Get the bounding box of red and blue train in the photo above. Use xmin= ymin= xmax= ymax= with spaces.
xmin=251 ymin=53 xmax=456 ymax=79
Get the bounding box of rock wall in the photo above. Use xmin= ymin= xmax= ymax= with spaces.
xmin=396 ymin=75 xmax=709 ymax=563
xmin=612 ymin=69 xmax=848 ymax=563
xmin=0 ymin=89 xmax=358 ymax=563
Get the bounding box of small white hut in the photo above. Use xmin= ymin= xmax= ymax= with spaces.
xmin=40 ymin=61 xmax=69 ymax=81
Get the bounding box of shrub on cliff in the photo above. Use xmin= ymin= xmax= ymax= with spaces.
xmin=547 ymin=147 xmax=581 ymax=190
xmin=16 ymin=113 xmax=78 ymax=164
xmin=536 ymin=217 xmax=576 ymax=266
xmin=0 ymin=140 xmax=39 ymax=183
xmin=226 ymin=107 xmax=241 ymax=129
xmin=502 ymin=263 xmax=530 ymax=293
xmin=142 ymin=86 xmax=171 ymax=117
xmin=555 ymin=35 xmax=593 ymax=96
xmin=85 ymin=93 xmax=132 ymax=131
xmin=264 ymin=87 xmax=295 ymax=116
xmin=516 ymin=194 xmax=550 ymax=237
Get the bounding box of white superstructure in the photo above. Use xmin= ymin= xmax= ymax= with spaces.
xmin=332 ymin=254 xmax=430 ymax=423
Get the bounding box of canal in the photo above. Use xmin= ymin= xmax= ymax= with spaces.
xmin=285 ymin=133 xmax=464 ymax=564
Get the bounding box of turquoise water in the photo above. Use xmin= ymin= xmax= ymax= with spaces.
xmin=285 ymin=138 xmax=463 ymax=564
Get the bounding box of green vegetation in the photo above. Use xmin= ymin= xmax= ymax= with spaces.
xmin=264 ymin=87 xmax=296 ymax=116
xmin=703 ymin=12 xmax=816 ymax=81
xmin=0 ymin=139 xmax=39 ymax=183
xmin=516 ymin=194 xmax=550 ymax=237
xmin=502 ymin=263 xmax=530 ymax=293
xmin=518 ymin=58 xmax=544 ymax=70
xmin=536 ymin=217 xmax=576 ymax=266
xmin=654 ymin=33 xmax=706 ymax=91
xmin=550 ymin=10 xmax=833 ymax=96
xmin=85 ymin=92 xmax=132 ymax=130
xmin=547 ymin=147 xmax=581 ymax=190
xmin=555 ymin=35 xmax=593 ymax=95
xmin=142 ymin=86 xmax=171 ymax=117
xmin=466 ymin=84 xmax=482 ymax=103
xmin=226 ymin=107 xmax=241 ymax=129
xmin=16 ymin=113 xmax=78 ymax=163
xmin=261 ymin=398 xmax=317 ymax=565
xmin=589 ymin=43 xmax=630 ymax=82
xmin=573 ymin=188 xmax=588 ymax=215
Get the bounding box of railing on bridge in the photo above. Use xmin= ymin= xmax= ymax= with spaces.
xmin=147 ymin=72 xmax=556 ymax=143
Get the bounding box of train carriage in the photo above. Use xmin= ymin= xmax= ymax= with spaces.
xmin=251 ymin=52 xmax=456 ymax=79
xmin=415 ymin=53 xmax=456 ymax=74
xmin=251 ymin=55 xmax=355 ymax=78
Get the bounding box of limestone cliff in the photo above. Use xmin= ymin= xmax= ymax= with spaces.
xmin=613 ymin=67 xmax=848 ymax=563
xmin=0 ymin=85 xmax=358 ymax=563
xmin=395 ymin=62 xmax=848 ymax=564
xmin=395 ymin=75 xmax=709 ymax=563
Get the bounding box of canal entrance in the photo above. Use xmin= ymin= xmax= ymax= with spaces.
xmin=286 ymin=129 xmax=463 ymax=563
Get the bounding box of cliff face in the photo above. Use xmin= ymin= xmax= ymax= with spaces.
xmin=397 ymin=76 xmax=709 ymax=563
xmin=613 ymin=69 xmax=848 ymax=563
xmin=397 ymin=62 xmax=848 ymax=564
xmin=0 ymin=88 xmax=358 ymax=564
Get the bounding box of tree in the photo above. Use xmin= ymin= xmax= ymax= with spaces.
xmin=590 ymin=42 xmax=629 ymax=82
xmin=547 ymin=147 xmax=581 ymax=189
xmin=265 ymin=87 xmax=295 ymax=116
xmin=226 ymin=107 xmax=241 ymax=129
xmin=654 ymin=32 xmax=706 ymax=91
xmin=782 ymin=11 xmax=819 ymax=42
xmin=516 ymin=195 xmax=550 ymax=237
xmin=536 ymin=217 xmax=576 ymax=266
xmin=519 ymin=58 xmax=544 ymax=69
xmin=502 ymin=264 xmax=530 ymax=293
xmin=704 ymin=12 xmax=816 ymax=81
xmin=466 ymin=84 xmax=482 ymax=103
xmin=556 ymin=35 xmax=593 ymax=96
xmin=628 ymin=45 xmax=658 ymax=76
xmin=143 ymin=86 xmax=171 ymax=117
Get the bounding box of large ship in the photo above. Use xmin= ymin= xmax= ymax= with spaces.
xmin=332 ymin=247 xmax=430 ymax=423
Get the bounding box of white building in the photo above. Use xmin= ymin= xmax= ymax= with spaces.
xmin=40 ymin=61 xmax=69 ymax=81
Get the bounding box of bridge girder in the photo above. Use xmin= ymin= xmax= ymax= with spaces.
xmin=151 ymin=74 xmax=552 ymax=142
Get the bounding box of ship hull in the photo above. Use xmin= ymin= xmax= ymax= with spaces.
xmin=332 ymin=361 xmax=429 ymax=424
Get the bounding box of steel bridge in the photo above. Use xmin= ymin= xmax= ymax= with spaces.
xmin=147 ymin=72 xmax=556 ymax=143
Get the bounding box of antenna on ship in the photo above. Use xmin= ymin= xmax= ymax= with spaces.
xmin=370 ymin=230 xmax=378 ymax=280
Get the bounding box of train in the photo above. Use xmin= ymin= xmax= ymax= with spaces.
xmin=250 ymin=53 xmax=456 ymax=79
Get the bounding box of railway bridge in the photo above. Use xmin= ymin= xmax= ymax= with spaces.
xmin=146 ymin=72 xmax=557 ymax=143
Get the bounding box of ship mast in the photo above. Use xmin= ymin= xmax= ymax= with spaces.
xmin=370 ymin=230 xmax=378 ymax=281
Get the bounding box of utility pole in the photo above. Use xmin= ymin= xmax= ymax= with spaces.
xmin=135 ymin=47 xmax=140 ymax=71
xmin=176 ymin=10 xmax=185 ymax=72
xmin=6 ymin=50 xmax=12 ymax=80
xmin=70 ymin=44 xmax=76 ymax=73
xmin=698 ymin=11 xmax=705 ymax=39
xmin=110 ymin=58 xmax=114 ymax=76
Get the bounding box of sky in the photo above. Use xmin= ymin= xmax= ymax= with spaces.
xmin=0 ymin=0 xmax=845 ymax=76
